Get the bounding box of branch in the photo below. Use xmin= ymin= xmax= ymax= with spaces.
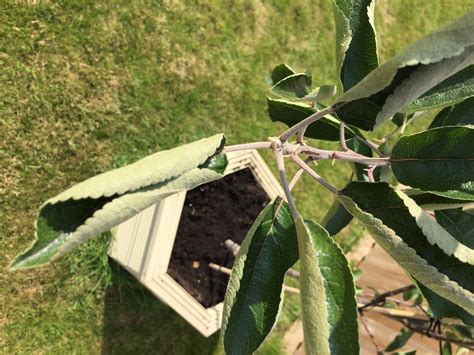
xmin=224 ymin=141 xmax=272 ymax=153
xmin=359 ymin=285 xmax=416 ymax=311
xmin=359 ymin=313 xmax=382 ymax=353
xmin=279 ymin=106 xmax=335 ymax=142
xmin=396 ymin=318 xmax=474 ymax=350
xmin=273 ymin=140 xmax=299 ymax=220
xmin=300 ymin=146 xmax=390 ymax=166
xmin=288 ymin=157 xmax=315 ymax=191
xmin=354 ymin=135 xmax=385 ymax=157
xmin=290 ymin=154 xmax=338 ymax=194
xmin=339 ymin=122 xmax=349 ymax=151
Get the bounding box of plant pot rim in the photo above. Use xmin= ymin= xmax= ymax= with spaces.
xmin=108 ymin=149 xmax=283 ymax=336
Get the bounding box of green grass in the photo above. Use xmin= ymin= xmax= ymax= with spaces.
xmin=1 ymin=1 xmax=470 ymax=353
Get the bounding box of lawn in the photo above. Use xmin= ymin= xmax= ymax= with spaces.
xmin=1 ymin=1 xmax=471 ymax=353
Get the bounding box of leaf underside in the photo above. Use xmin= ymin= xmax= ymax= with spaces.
xmin=338 ymin=182 xmax=474 ymax=314
xmin=404 ymin=189 xmax=473 ymax=210
xmin=335 ymin=10 xmax=474 ymax=130
xmin=416 ymin=280 xmax=474 ymax=326
xmin=435 ymin=209 xmax=474 ymax=249
xmin=296 ymin=217 xmax=359 ymax=355
xmin=11 ymin=134 xmax=227 ymax=270
xmin=394 ymin=189 xmax=474 ymax=265
xmin=404 ymin=65 xmax=474 ymax=113
xmin=296 ymin=217 xmax=331 ymax=355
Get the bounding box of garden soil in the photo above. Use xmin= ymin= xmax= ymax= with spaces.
xmin=168 ymin=168 xmax=270 ymax=307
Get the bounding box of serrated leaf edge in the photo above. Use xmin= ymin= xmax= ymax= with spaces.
xmin=337 ymin=194 xmax=474 ymax=314
xmin=395 ymin=188 xmax=474 ymax=265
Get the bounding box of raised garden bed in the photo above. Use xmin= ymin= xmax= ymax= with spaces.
xmin=108 ymin=150 xmax=282 ymax=336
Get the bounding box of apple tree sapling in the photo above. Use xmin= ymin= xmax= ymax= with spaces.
xmin=10 ymin=2 xmax=474 ymax=354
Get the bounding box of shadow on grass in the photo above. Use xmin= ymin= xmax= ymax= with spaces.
xmin=102 ymin=260 xmax=220 ymax=355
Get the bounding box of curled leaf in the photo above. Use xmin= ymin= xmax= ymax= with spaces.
xmin=338 ymin=182 xmax=474 ymax=314
xmin=11 ymin=134 xmax=227 ymax=270
xmin=335 ymin=10 xmax=474 ymax=130
xmin=395 ymin=189 xmax=474 ymax=265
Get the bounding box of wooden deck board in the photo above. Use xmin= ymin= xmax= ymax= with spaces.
xmin=283 ymin=236 xmax=453 ymax=354
xmin=352 ymin=238 xmax=440 ymax=354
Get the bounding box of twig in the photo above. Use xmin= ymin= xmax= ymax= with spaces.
xmin=209 ymin=262 xmax=232 ymax=275
xmin=208 ymin=263 xmax=300 ymax=294
xmin=288 ymin=168 xmax=305 ymax=191
xmin=437 ymin=320 xmax=443 ymax=354
xmin=300 ymin=146 xmax=390 ymax=166
xmin=358 ymin=294 xmax=418 ymax=309
xmin=359 ymin=285 xmax=416 ymax=311
xmin=394 ymin=317 xmax=474 ymax=350
xmin=288 ymin=156 xmax=315 ymax=191
xmin=416 ymin=304 xmax=431 ymax=318
xmin=356 ymin=241 xmax=377 ymax=268
xmin=224 ymin=141 xmax=272 ymax=153
xmin=359 ymin=313 xmax=382 ymax=354
xmin=273 ymin=141 xmax=299 ymax=220
xmin=365 ymin=166 xmax=376 ymax=182
xmin=286 ymin=269 xmax=301 ymax=279
xmin=290 ymin=154 xmax=338 ymax=194
xmin=339 ymin=122 xmax=349 ymax=151
xmin=358 ymin=303 xmax=424 ymax=318
xmin=280 ymin=106 xmax=335 ymax=142
xmin=354 ymin=135 xmax=385 ymax=157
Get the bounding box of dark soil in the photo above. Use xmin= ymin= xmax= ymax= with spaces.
xmin=167 ymin=168 xmax=270 ymax=308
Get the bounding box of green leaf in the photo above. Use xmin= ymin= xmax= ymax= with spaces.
xmin=332 ymin=0 xmax=378 ymax=91
xmin=296 ymin=217 xmax=359 ymax=355
xmin=391 ymin=126 xmax=474 ymax=201
xmin=309 ymin=221 xmax=359 ymax=355
xmin=10 ymin=134 xmax=227 ymax=270
xmin=429 ymin=96 xmax=474 ymax=128
xmin=405 ymin=189 xmax=473 ymax=210
xmin=267 ymin=97 xmax=356 ymax=141
xmin=271 ymin=63 xmax=296 ymax=85
xmin=335 ymin=11 xmax=474 ymax=130
xmin=271 ymin=73 xmax=312 ymax=99
xmin=222 ymin=198 xmax=298 ymax=355
xmin=275 ymin=85 xmax=337 ymax=104
xmin=442 ymin=342 xmax=453 ymax=355
xmin=295 ymin=217 xmax=330 ymax=355
xmin=395 ymin=189 xmax=474 ymax=265
xmin=322 ymin=199 xmax=353 ymax=236
xmin=402 ymin=287 xmax=423 ymax=306
xmin=445 ymin=323 xmax=474 ymax=339
xmin=416 ymin=280 xmax=474 ymax=326
xmin=435 ymin=209 xmax=474 ymax=248
xmin=338 ymin=182 xmax=474 ymax=314
xmin=404 ymin=65 xmax=474 ymax=113
xmin=385 ymin=328 xmax=414 ymax=352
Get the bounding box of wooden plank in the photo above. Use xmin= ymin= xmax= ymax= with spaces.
xmin=354 ymin=239 xmax=440 ymax=353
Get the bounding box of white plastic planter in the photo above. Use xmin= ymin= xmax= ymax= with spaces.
xmin=108 ymin=150 xmax=283 ymax=337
